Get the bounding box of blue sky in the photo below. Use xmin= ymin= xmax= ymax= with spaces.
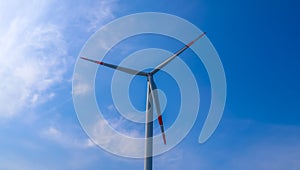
xmin=0 ymin=0 xmax=299 ymax=170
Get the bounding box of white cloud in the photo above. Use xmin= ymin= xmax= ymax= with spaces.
xmin=72 ymin=82 xmax=92 ymax=96
xmin=41 ymin=125 xmax=95 ymax=149
xmin=43 ymin=126 xmax=62 ymax=137
xmin=84 ymin=0 xmax=117 ymax=32
xmin=90 ymin=118 xmax=144 ymax=157
xmin=0 ymin=0 xmax=118 ymax=118
xmin=0 ymin=0 xmax=122 ymax=169
xmin=0 ymin=2 xmax=69 ymax=118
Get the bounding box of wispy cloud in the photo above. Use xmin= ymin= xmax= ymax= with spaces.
xmin=0 ymin=1 xmax=69 ymax=118
xmin=0 ymin=0 xmax=118 ymax=167
xmin=72 ymin=82 xmax=93 ymax=96
xmin=40 ymin=125 xmax=95 ymax=149
xmin=0 ymin=0 xmax=118 ymax=118
xmin=90 ymin=118 xmax=144 ymax=157
xmin=84 ymin=0 xmax=117 ymax=32
xmin=72 ymin=73 xmax=93 ymax=96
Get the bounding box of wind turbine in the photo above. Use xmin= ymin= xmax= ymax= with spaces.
xmin=81 ymin=32 xmax=206 ymax=170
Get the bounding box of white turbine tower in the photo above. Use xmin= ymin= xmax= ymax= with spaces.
xmin=81 ymin=32 xmax=206 ymax=170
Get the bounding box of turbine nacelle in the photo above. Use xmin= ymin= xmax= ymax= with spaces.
xmin=80 ymin=32 xmax=206 ymax=145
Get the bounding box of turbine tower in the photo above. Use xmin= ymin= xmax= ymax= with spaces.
xmin=81 ymin=32 xmax=206 ymax=170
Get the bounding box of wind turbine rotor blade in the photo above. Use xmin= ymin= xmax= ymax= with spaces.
xmin=150 ymin=32 xmax=206 ymax=75
xmin=80 ymin=57 xmax=148 ymax=76
xmin=149 ymin=76 xmax=166 ymax=144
